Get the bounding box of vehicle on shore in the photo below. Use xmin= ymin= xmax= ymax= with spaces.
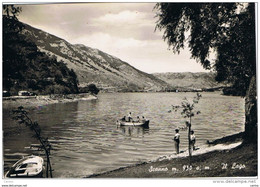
xmin=5 ymin=155 xmax=44 ymax=178
xmin=3 ymin=90 xmax=11 ymax=97
xmin=18 ymin=90 xmax=37 ymax=96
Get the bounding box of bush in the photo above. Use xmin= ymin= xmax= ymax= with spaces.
xmin=79 ymin=84 xmax=99 ymax=95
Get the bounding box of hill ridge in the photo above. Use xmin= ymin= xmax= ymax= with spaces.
xmin=22 ymin=21 xmax=169 ymax=92
xmin=153 ymin=72 xmax=227 ymax=91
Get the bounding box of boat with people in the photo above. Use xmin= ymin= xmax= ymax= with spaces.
xmin=117 ymin=113 xmax=149 ymax=127
xmin=117 ymin=119 xmax=149 ymax=127
xmin=5 ymin=155 xmax=44 ymax=178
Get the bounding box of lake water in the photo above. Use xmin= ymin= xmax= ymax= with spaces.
xmin=3 ymin=92 xmax=245 ymax=178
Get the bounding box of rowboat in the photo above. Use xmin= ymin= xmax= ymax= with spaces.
xmin=117 ymin=120 xmax=149 ymax=127
xmin=5 ymin=155 xmax=44 ymax=178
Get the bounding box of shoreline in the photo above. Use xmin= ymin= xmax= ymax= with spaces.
xmin=2 ymin=93 xmax=98 ymax=109
xmin=87 ymin=132 xmax=257 ymax=178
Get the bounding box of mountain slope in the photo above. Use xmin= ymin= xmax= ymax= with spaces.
xmin=21 ymin=23 xmax=169 ymax=92
xmin=153 ymin=72 xmax=227 ymax=91
xmin=3 ymin=16 xmax=79 ymax=95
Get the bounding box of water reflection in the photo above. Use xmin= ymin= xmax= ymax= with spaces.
xmin=117 ymin=125 xmax=149 ymax=137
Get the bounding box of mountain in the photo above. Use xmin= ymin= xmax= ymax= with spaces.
xmin=152 ymin=72 xmax=227 ymax=91
xmin=3 ymin=16 xmax=79 ymax=95
xmin=4 ymin=18 xmax=226 ymax=94
xmin=21 ymin=23 xmax=169 ymax=92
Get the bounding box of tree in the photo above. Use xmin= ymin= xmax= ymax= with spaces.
xmin=68 ymin=69 xmax=79 ymax=93
xmin=79 ymin=84 xmax=100 ymax=95
xmin=169 ymin=93 xmax=201 ymax=163
xmin=88 ymin=84 xmax=100 ymax=95
xmin=155 ymin=3 xmax=256 ymax=143
xmin=3 ymin=5 xmax=22 ymax=18
xmin=12 ymin=106 xmax=53 ymax=178
xmin=3 ymin=5 xmax=24 ymax=91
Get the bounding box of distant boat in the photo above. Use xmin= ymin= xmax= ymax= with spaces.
xmin=117 ymin=119 xmax=149 ymax=127
xmin=5 ymin=155 xmax=44 ymax=178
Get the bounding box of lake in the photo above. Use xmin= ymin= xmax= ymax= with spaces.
xmin=3 ymin=92 xmax=245 ymax=178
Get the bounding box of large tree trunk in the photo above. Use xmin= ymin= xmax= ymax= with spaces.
xmin=244 ymin=75 xmax=257 ymax=144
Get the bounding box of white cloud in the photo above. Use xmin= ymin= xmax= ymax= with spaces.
xmin=88 ymin=10 xmax=157 ymax=40
xmin=93 ymin=10 xmax=153 ymax=26
xmin=72 ymin=32 xmax=208 ymax=73
xmin=72 ymin=32 xmax=147 ymax=52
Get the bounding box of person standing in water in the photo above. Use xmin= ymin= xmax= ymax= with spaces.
xmin=190 ymin=130 xmax=196 ymax=151
xmin=173 ymin=129 xmax=180 ymax=154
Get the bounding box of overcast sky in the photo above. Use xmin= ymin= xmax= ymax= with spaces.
xmin=17 ymin=3 xmax=210 ymax=73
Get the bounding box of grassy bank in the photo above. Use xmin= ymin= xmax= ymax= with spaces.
xmin=88 ymin=133 xmax=257 ymax=178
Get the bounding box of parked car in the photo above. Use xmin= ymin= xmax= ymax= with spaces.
xmin=18 ymin=91 xmax=37 ymax=96
xmin=3 ymin=90 xmax=11 ymax=97
xmin=18 ymin=90 xmax=31 ymax=96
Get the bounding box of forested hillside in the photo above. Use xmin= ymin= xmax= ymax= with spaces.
xmin=20 ymin=21 xmax=169 ymax=92
xmin=3 ymin=12 xmax=79 ymax=95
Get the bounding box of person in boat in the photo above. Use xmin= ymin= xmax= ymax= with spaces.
xmin=142 ymin=116 xmax=146 ymax=123
xmin=127 ymin=112 xmax=132 ymax=122
xmin=121 ymin=116 xmax=126 ymax=121
xmin=173 ymin=129 xmax=180 ymax=154
xmin=136 ymin=116 xmax=140 ymax=122
xmin=190 ymin=130 xmax=196 ymax=151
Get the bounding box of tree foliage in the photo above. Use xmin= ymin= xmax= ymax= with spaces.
xmin=155 ymin=3 xmax=256 ymax=96
xmin=79 ymin=84 xmax=100 ymax=95
xmin=3 ymin=5 xmax=22 ymax=18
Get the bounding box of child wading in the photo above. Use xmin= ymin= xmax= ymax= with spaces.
xmin=190 ymin=130 xmax=196 ymax=151
xmin=173 ymin=129 xmax=180 ymax=154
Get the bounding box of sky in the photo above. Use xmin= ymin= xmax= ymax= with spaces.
xmin=16 ymin=3 xmax=211 ymax=73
